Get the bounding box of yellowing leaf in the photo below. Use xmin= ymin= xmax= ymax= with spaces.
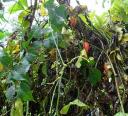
xmin=75 ymin=50 xmax=87 ymax=68
xmin=121 ymin=33 xmax=128 ymax=42
xmin=0 ymin=63 xmax=4 ymax=72
xmin=12 ymin=44 xmax=20 ymax=54
xmin=40 ymin=5 xmax=48 ymax=16
xmin=116 ymin=53 xmax=122 ymax=61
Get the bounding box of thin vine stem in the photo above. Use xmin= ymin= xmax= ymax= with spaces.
xmin=51 ymin=31 xmax=65 ymax=66
xmin=26 ymin=101 xmax=29 ymax=116
xmin=106 ymin=53 xmax=125 ymax=114
xmin=49 ymin=81 xmax=59 ymax=114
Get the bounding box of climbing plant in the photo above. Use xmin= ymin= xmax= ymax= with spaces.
xmin=0 ymin=0 xmax=128 ymax=115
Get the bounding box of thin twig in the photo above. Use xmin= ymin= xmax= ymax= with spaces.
xmin=95 ymin=51 xmax=104 ymax=68
xmin=51 ymin=31 xmax=65 ymax=66
xmin=107 ymin=53 xmax=125 ymax=114
xmin=26 ymin=101 xmax=29 ymax=116
xmin=49 ymin=81 xmax=59 ymax=114
xmin=29 ymin=0 xmax=38 ymax=30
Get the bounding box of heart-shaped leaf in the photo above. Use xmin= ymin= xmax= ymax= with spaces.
xmin=88 ymin=68 xmax=101 ymax=86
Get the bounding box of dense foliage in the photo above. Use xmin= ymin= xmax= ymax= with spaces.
xmin=0 ymin=0 xmax=128 ymax=115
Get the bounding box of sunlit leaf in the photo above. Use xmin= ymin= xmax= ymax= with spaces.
xmin=18 ymin=10 xmax=30 ymax=24
xmin=75 ymin=50 xmax=87 ymax=68
xmin=79 ymin=14 xmax=87 ymax=24
xmin=40 ymin=5 xmax=48 ymax=16
xmin=114 ymin=112 xmax=128 ymax=116
xmin=9 ymin=0 xmax=28 ymax=13
xmin=0 ymin=30 xmax=8 ymax=39
xmin=9 ymin=2 xmax=24 ymax=14
xmin=60 ymin=99 xmax=89 ymax=115
xmin=110 ymin=0 xmax=128 ymax=22
xmin=60 ymin=104 xmax=70 ymax=115
xmin=122 ymin=33 xmax=128 ymax=42
xmin=19 ymin=0 xmax=28 ymax=7
xmin=10 ymin=98 xmax=23 ymax=116
xmin=88 ymin=57 xmax=95 ymax=66
xmin=12 ymin=44 xmax=20 ymax=54
xmin=116 ymin=53 xmax=123 ymax=61
xmin=70 ymin=99 xmax=88 ymax=107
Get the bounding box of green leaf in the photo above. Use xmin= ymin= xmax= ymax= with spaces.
xmin=9 ymin=2 xmax=24 ymax=14
xmin=79 ymin=14 xmax=87 ymax=24
xmin=42 ymin=62 xmax=48 ymax=77
xmin=18 ymin=10 xmax=30 ymax=29
xmin=58 ymin=37 xmax=68 ymax=48
xmin=88 ymin=57 xmax=95 ymax=66
xmin=6 ymin=85 xmax=15 ymax=100
xmin=0 ymin=31 xmax=6 ymax=39
xmin=8 ymin=71 xmax=25 ymax=81
xmin=45 ymin=3 xmax=67 ymax=31
xmin=19 ymin=0 xmax=28 ymax=7
xmin=60 ymin=99 xmax=89 ymax=115
xmin=56 ymin=5 xmax=67 ymax=19
xmin=43 ymin=32 xmax=59 ymax=48
xmin=110 ymin=0 xmax=128 ymax=22
xmin=114 ymin=112 xmax=128 ymax=116
xmin=22 ymin=20 xmax=30 ymax=29
xmin=9 ymin=0 xmax=28 ymax=14
xmin=10 ymin=98 xmax=23 ymax=116
xmin=60 ymin=104 xmax=70 ymax=115
xmin=70 ymin=99 xmax=88 ymax=107
xmin=18 ymin=10 xmax=30 ymax=23
xmin=24 ymin=53 xmax=37 ymax=63
xmin=88 ymin=68 xmax=101 ymax=86
xmin=17 ymin=82 xmax=33 ymax=101
xmin=75 ymin=56 xmax=82 ymax=68
xmin=20 ymin=58 xmax=30 ymax=73
xmin=31 ymin=26 xmax=44 ymax=39
xmin=44 ymin=0 xmax=54 ymax=7
xmin=0 ymin=52 xmax=12 ymax=67
xmin=13 ymin=57 xmax=30 ymax=75
xmin=32 ymin=41 xmax=43 ymax=49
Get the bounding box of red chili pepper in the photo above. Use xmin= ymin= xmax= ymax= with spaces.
xmin=83 ymin=41 xmax=90 ymax=53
